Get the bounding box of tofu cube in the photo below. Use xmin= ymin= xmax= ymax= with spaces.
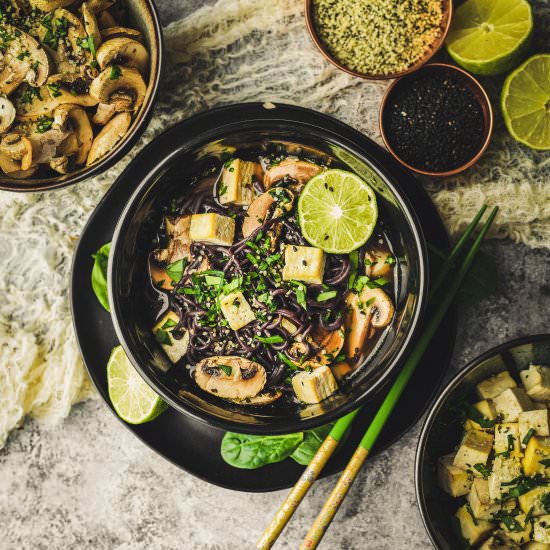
xmin=500 ymin=513 xmax=532 ymax=545
xmin=468 ymin=478 xmax=501 ymax=520
xmin=520 ymin=409 xmax=550 ymax=445
xmin=494 ymin=423 xmax=522 ymax=457
xmin=477 ymin=371 xmax=517 ymax=400
xmin=292 ymin=365 xmax=338 ymax=404
xmin=455 ymin=504 xmax=494 ymax=546
xmin=488 ymin=455 xmax=522 ymax=501
xmin=437 ymin=454 xmax=473 ymax=497
xmin=519 ymin=486 xmax=550 ymax=516
xmin=523 ymin=436 xmax=550 ymax=476
xmin=465 ymin=399 xmax=499 ymax=432
xmin=534 ymin=516 xmax=550 ymax=543
xmin=219 ymin=158 xmax=262 ymax=206
xmin=524 ymin=543 xmax=550 ymax=550
xmin=521 ymin=365 xmax=550 ymax=402
xmin=454 ymin=429 xmax=494 ymax=473
xmin=480 ymin=535 xmax=520 ymax=549
xmin=153 ymin=310 xmax=189 ymax=364
xmin=219 ymin=291 xmax=255 ymax=331
xmin=282 ymin=245 xmax=326 ymax=284
xmin=189 ymin=213 xmax=235 ymax=246
xmin=494 ymin=387 xmax=533 ymax=422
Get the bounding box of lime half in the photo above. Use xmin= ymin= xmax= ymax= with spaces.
xmin=298 ymin=169 xmax=378 ymax=254
xmin=446 ymin=0 xmax=532 ymax=76
xmin=107 ymin=346 xmax=168 ymax=424
xmin=502 ymin=54 xmax=550 ymax=151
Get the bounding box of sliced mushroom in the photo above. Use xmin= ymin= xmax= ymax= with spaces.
xmin=96 ymin=37 xmax=149 ymax=75
xmin=81 ymin=2 xmax=102 ymax=50
xmin=344 ymin=287 xmax=394 ymax=360
xmin=0 ymin=134 xmax=33 ymax=172
xmin=234 ymin=390 xmax=282 ymax=406
xmin=0 ymin=25 xmax=49 ymax=95
xmin=28 ymin=0 xmax=74 ymax=9
xmin=53 ymin=9 xmax=92 ymax=69
xmin=50 ymin=155 xmax=69 ymax=173
xmin=86 ymin=111 xmax=130 ymax=166
xmin=100 ymin=26 xmax=142 ymax=42
xmin=5 ymin=166 xmax=38 ymax=179
xmin=89 ymin=66 xmax=146 ymax=113
xmin=96 ymin=9 xmax=117 ymax=29
xmin=264 ymin=159 xmax=322 ymax=190
xmin=53 ymin=105 xmax=93 ymax=165
xmin=0 ymin=98 xmax=16 ymax=133
xmin=14 ymin=75 xmax=97 ymax=119
xmin=194 ymin=356 xmax=267 ymax=400
xmin=309 ymin=326 xmax=345 ymax=365
xmin=86 ymin=0 xmax=114 ymax=12
xmin=242 ymin=188 xmax=294 ymax=238
xmin=365 ymin=247 xmax=394 ymax=279
xmin=92 ymin=102 xmax=116 ymax=125
xmin=28 ymin=127 xmax=72 ymax=164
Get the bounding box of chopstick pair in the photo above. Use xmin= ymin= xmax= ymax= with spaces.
xmin=257 ymin=204 xmax=498 ymax=550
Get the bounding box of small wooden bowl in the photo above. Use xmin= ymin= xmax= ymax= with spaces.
xmin=304 ymin=0 xmax=453 ymax=80
xmin=379 ymin=63 xmax=494 ymax=177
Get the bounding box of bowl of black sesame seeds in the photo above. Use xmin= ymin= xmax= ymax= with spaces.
xmin=305 ymin=0 xmax=452 ymax=80
xmin=379 ymin=63 xmax=494 ymax=177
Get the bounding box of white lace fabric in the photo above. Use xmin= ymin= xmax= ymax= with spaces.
xmin=0 ymin=0 xmax=548 ymax=448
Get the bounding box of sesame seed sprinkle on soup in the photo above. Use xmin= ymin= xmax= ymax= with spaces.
xmin=312 ymin=0 xmax=444 ymax=76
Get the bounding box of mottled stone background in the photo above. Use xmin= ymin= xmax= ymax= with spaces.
xmin=1 ymin=1 xmax=550 ymax=549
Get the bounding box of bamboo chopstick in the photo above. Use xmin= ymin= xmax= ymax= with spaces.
xmin=300 ymin=206 xmax=498 ymax=549
xmin=256 ymin=204 xmax=491 ymax=550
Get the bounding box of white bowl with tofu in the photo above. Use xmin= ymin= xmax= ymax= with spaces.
xmin=416 ymin=334 xmax=550 ymax=549
xmin=108 ymin=103 xmax=428 ymax=434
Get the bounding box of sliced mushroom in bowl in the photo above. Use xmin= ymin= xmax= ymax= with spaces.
xmin=0 ymin=0 xmax=162 ymax=191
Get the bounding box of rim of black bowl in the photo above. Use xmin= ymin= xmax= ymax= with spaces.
xmin=0 ymin=0 xmax=164 ymax=193
xmin=415 ymin=333 xmax=550 ymax=549
xmin=108 ymin=102 xmax=429 ymax=434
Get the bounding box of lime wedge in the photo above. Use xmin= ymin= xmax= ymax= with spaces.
xmin=502 ymin=54 xmax=550 ymax=151
xmin=298 ymin=169 xmax=378 ymax=254
xmin=107 ymin=346 xmax=168 ymax=424
xmin=446 ymin=0 xmax=532 ymax=76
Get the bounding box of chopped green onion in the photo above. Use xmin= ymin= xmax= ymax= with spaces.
xmin=161 ymin=318 xmax=177 ymax=330
xmin=523 ymin=428 xmax=536 ymax=446
xmin=277 ymin=352 xmax=297 ymax=371
xmin=204 ymin=275 xmax=223 ymax=286
xmin=154 ymin=329 xmax=172 ymax=346
xmin=218 ymin=364 xmax=232 ymax=376
xmin=246 ymin=252 xmax=259 ymax=266
xmin=255 ymin=335 xmax=285 ymax=344
xmin=316 ymin=290 xmax=337 ymax=302
xmin=166 ymin=258 xmax=188 ymax=282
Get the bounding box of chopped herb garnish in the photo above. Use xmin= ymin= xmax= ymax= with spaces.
xmin=154 ymin=329 xmax=172 ymax=346
xmin=161 ymin=318 xmax=178 ymax=330
xmin=36 ymin=115 xmax=53 ymax=133
xmin=385 ymin=255 xmax=396 ymax=265
xmin=473 ymin=463 xmax=491 ymax=478
xmin=316 ymin=290 xmax=337 ymax=302
xmin=218 ymin=364 xmax=232 ymax=376
xmin=109 ymin=64 xmax=122 ymax=80
xmin=47 ymin=82 xmax=61 ymax=98
xmin=277 ymin=352 xmax=297 ymax=371
xmin=166 ymin=258 xmax=188 ymax=282
xmin=523 ymin=428 xmax=536 ymax=446
xmin=255 ymin=335 xmax=285 ymax=344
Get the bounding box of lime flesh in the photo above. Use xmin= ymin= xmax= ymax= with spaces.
xmin=298 ymin=169 xmax=378 ymax=254
xmin=107 ymin=346 xmax=168 ymax=424
xmin=502 ymin=54 xmax=550 ymax=151
xmin=446 ymin=0 xmax=533 ymax=76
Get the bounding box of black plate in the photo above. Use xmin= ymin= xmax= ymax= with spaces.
xmin=71 ymin=107 xmax=457 ymax=492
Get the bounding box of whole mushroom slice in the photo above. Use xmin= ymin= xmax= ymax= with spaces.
xmin=86 ymin=111 xmax=131 ymax=166
xmin=234 ymin=390 xmax=282 ymax=406
xmin=81 ymin=2 xmax=102 ymax=50
xmin=0 ymin=25 xmax=49 ymax=95
xmin=53 ymin=105 xmax=93 ymax=165
xmin=0 ymin=134 xmax=33 ymax=172
xmin=241 ymin=188 xmax=294 ymax=238
xmin=28 ymin=0 xmax=74 ymax=9
xmin=96 ymin=37 xmax=149 ymax=75
xmin=14 ymin=75 xmax=97 ymax=119
xmin=264 ymin=159 xmax=322 ymax=190
xmin=100 ymin=26 xmax=142 ymax=42
xmin=0 ymin=98 xmax=16 ymax=133
xmin=194 ymin=356 xmax=267 ymax=400
xmin=309 ymin=325 xmax=345 ymax=365
xmin=344 ymin=287 xmax=394 ymax=360
xmin=365 ymin=247 xmax=394 ymax=279
xmin=89 ymin=66 xmax=146 ymax=113
xmin=52 ymin=9 xmax=92 ymax=68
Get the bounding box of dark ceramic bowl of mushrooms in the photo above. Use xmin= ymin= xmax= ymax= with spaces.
xmin=0 ymin=0 xmax=162 ymax=192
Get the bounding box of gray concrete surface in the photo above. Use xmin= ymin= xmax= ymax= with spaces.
xmin=1 ymin=1 xmax=550 ymax=549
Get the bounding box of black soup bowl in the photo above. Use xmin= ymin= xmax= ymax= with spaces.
xmin=108 ymin=102 xmax=428 ymax=434
xmin=416 ymin=334 xmax=550 ymax=549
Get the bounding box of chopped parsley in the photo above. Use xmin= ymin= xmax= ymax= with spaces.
xmin=218 ymin=364 xmax=232 ymax=376
xmin=523 ymin=428 xmax=536 ymax=446
xmin=36 ymin=115 xmax=53 ymax=133
xmin=255 ymin=335 xmax=285 ymax=344
xmin=154 ymin=329 xmax=172 ymax=346
xmin=109 ymin=64 xmax=122 ymax=80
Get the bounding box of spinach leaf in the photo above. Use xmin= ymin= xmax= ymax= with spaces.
xmin=290 ymin=423 xmax=335 ymax=466
xmin=429 ymin=246 xmax=498 ymax=304
xmin=91 ymin=242 xmax=111 ymax=312
xmin=221 ymin=432 xmax=303 ymax=469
